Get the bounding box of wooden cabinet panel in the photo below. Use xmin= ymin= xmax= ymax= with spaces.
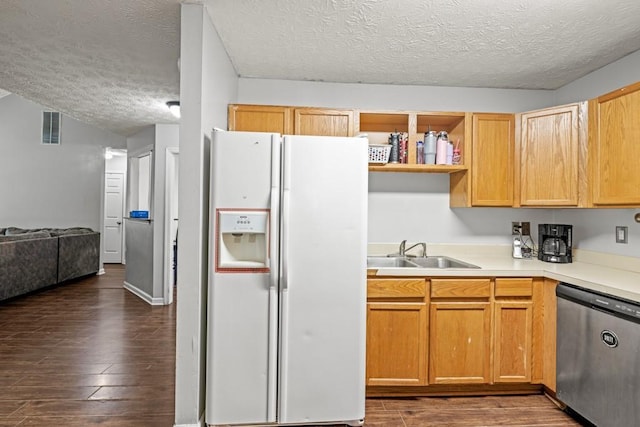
xmin=518 ymin=104 xmax=585 ymax=206
xmin=494 ymin=301 xmax=532 ymax=383
xmin=589 ymin=82 xmax=640 ymax=205
xmin=542 ymin=279 xmax=558 ymax=392
xmin=294 ymin=108 xmax=354 ymax=136
xmin=228 ymin=105 xmax=293 ymax=134
xmin=471 ymin=114 xmax=515 ymax=206
xmin=368 ymin=278 xmax=426 ymax=298
xmin=431 ymin=278 xmax=491 ymax=298
xmin=366 ymin=302 xmax=428 ymax=386
xmin=495 ymin=278 xmax=533 ymax=297
xmin=429 ymin=302 xmax=492 ymax=384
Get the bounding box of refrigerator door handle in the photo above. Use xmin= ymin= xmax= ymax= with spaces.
xmin=281 ymin=188 xmax=290 ymax=291
xmin=267 ymin=134 xmax=281 ymax=422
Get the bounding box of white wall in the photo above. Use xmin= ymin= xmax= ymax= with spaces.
xmin=238 ymin=78 xmax=555 ymax=113
xmin=176 ymin=4 xmax=238 ymax=426
xmin=238 ymin=70 xmax=640 ymax=257
xmin=153 ymin=124 xmax=179 ymax=299
xmin=549 ymin=50 xmax=640 ymax=257
xmin=0 ymin=94 xmax=125 ymax=230
xmin=105 ymin=153 xmax=127 ymax=173
xmin=369 ymin=173 xmax=554 ymax=245
xmin=554 ymin=49 xmax=640 ymax=105
xmin=238 ymin=78 xmax=557 ymax=247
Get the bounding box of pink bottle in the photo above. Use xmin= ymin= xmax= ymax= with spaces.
xmin=435 ymin=131 xmax=448 ymax=165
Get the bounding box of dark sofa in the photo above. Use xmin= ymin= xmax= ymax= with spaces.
xmin=0 ymin=227 xmax=100 ymax=302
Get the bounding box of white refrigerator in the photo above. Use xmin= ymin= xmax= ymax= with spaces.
xmin=205 ymin=131 xmax=368 ymax=426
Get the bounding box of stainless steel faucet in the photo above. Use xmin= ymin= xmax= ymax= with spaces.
xmin=397 ymin=240 xmax=427 ymax=257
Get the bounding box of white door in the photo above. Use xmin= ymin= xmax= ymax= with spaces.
xmin=278 ymin=135 xmax=367 ymax=425
xmin=103 ymin=172 xmax=125 ymax=263
xmin=206 ymin=132 xmax=280 ymax=425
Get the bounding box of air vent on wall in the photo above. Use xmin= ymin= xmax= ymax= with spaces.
xmin=42 ymin=111 xmax=61 ymax=145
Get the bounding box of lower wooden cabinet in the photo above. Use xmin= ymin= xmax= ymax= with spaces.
xmin=429 ymin=301 xmax=492 ymax=384
xmin=494 ymin=278 xmax=534 ymax=383
xmin=366 ymin=276 xmax=554 ymax=392
xmin=366 ymin=278 xmax=427 ymax=386
xmin=366 ymin=302 xmax=427 ymax=385
xmin=493 ymin=301 xmax=533 ymax=382
xmin=428 ymin=278 xmax=492 ymax=384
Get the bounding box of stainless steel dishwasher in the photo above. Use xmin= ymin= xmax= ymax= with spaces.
xmin=556 ymin=283 xmax=640 ymax=427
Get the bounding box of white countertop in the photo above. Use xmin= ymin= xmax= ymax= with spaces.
xmin=367 ymin=243 xmax=640 ymax=303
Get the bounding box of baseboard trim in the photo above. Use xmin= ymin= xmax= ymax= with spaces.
xmin=123 ymin=281 xmax=165 ymax=305
xmin=97 ymin=268 xmax=106 ymax=275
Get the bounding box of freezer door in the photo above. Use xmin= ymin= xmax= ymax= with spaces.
xmin=206 ymin=131 xmax=280 ymax=425
xmin=279 ymin=135 xmax=367 ymax=425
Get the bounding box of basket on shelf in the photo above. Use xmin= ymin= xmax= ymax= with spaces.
xmin=368 ymin=144 xmax=391 ymax=164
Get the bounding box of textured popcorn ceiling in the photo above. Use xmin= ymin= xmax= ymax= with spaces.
xmin=0 ymin=0 xmax=182 ymax=136
xmin=208 ymin=0 xmax=640 ymax=89
xmin=1 ymin=0 xmax=640 ymax=135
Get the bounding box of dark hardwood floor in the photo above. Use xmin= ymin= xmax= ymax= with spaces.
xmin=0 ymin=265 xmax=584 ymax=426
xmin=0 ymin=264 xmax=175 ymax=426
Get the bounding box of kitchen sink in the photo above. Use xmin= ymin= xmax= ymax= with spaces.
xmin=409 ymin=256 xmax=480 ymax=269
xmin=366 ymin=257 xmax=420 ymax=268
xmin=367 ymin=255 xmax=480 ymax=269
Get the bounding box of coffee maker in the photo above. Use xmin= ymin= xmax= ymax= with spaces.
xmin=538 ymin=224 xmax=572 ymax=263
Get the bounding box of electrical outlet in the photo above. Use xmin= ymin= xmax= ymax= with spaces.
xmin=521 ymin=222 xmax=531 ymax=236
xmin=616 ymin=226 xmax=628 ymax=243
xmin=512 ymin=221 xmax=522 ymax=235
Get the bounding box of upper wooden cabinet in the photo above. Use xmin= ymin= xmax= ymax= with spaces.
xmin=228 ymin=105 xmax=353 ymax=137
xmin=470 ymin=114 xmax=515 ymax=206
xmin=294 ymin=108 xmax=354 ymax=137
xmin=516 ymin=103 xmax=587 ymax=207
xmin=359 ymin=111 xmax=470 ymax=173
xmin=589 ymin=82 xmax=640 ymax=206
xmin=228 ymin=105 xmax=293 ymax=134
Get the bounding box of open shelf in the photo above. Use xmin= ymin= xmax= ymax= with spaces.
xmin=368 ymin=164 xmax=467 ymax=173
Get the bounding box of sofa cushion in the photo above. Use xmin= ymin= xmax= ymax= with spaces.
xmin=0 ymin=231 xmax=51 ymax=242
xmin=56 ymin=227 xmax=95 ymax=236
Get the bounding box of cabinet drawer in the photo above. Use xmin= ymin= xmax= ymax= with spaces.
xmin=495 ymin=278 xmax=533 ymax=297
xmin=368 ymin=279 xmax=426 ymax=298
xmin=431 ymin=279 xmax=491 ymax=298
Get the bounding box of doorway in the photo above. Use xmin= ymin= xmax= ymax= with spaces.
xmin=104 ymin=148 xmax=127 ymax=264
xmin=164 ymin=148 xmax=179 ymax=305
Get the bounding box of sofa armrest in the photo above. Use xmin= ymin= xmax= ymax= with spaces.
xmin=0 ymin=237 xmax=58 ymax=301
xmin=57 ymin=232 xmax=100 ymax=283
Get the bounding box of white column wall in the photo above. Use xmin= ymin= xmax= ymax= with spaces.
xmin=175 ymin=4 xmax=238 ymax=426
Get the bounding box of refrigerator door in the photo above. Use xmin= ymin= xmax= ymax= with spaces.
xmin=278 ymin=135 xmax=367 ymax=425
xmin=206 ymin=131 xmax=280 ymax=425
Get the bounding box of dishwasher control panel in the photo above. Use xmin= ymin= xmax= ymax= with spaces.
xmin=557 ymin=283 xmax=640 ymax=322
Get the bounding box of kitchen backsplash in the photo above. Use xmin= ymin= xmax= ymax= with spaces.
xmin=368 ymin=172 xmax=639 ymax=258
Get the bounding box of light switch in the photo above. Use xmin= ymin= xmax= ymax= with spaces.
xmin=616 ymin=226 xmax=628 ymax=244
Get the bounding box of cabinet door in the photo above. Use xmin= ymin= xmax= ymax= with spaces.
xmin=519 ymin=104 xmax=584 ymax=206
xmin=494 ymin=301 xmax=532 ymax=383
xmin=228 ymin=105 xmax=293 ymax=134
xmin=366 ymin=302 xmax=428 ymax=386
xmin=294 ymin=108 xmax=354 ymax=136
xmin=429 ymin=301 xmax=492 ymax=384
xmin=589 ymin=82 xmax=640 ymax=205
xmin=471 ymin=114 xmax=515 ymax=206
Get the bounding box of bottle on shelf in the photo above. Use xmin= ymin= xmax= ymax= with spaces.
xmin=416 ymin=141 xmax=424 ymax=164
xmin=389 ymin=132 xmax=399 ymax=163
xmin=424 ymin=130 xmax=437 ymax=164
xmin=452 ymin=138 xmax=462 ymax=165
xmin=435 ymin=131 xmax=449 ymax=165
xmin=446 ymin=140 xmax=453 ymax=165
